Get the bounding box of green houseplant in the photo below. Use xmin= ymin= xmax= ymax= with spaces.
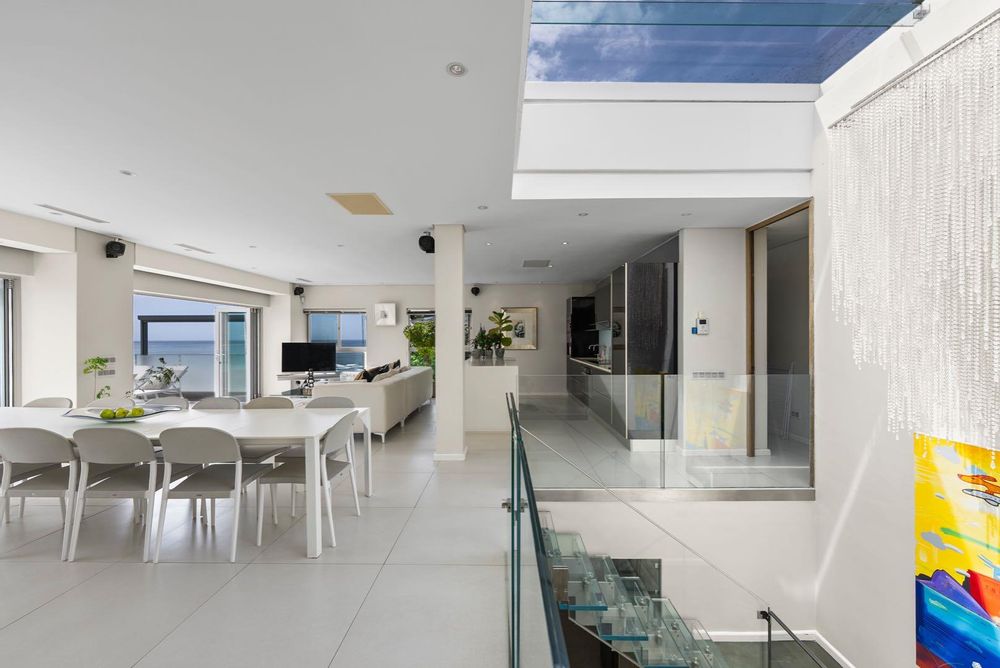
xmin=403 ymin=320 xmax=435 ymax=368
xmin=82 ymin=356 xmax=111 ymax=399
xmin=488 ymin=309 xmax=513 ymax=359
xmin=472 ymin=327 xmax=489 ymax=359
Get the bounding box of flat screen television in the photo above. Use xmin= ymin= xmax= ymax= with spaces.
xmin=281 ymin=342 xmax=337 ymax=372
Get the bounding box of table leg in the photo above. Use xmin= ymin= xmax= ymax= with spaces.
xmin=303 ymin=435 xmax=323 ymax=558
xmin=364 ymin=419 xmax=373 ymax=497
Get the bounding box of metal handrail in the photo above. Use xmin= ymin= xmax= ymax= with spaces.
xmin=507 ymin=392 xmax=570 ymax=668
xmin=762 ymin=609 xmax=829 ymax=667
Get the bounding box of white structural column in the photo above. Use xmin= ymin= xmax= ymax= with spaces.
xmin=433 ymin=224 xmax=466 ymax=460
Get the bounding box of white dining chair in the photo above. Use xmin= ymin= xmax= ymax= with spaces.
xmin=305 ymin=396 xmax=354 ymax=409
xmin=192 ymin=396 xmax=240 ymax=410
xmin=87 ymin=398 xmax=136 ymax=409
xmin=256 ymin=410 xmax=359 ymax=547
xmin=0 ymin=462 xmax=60 ymax=520
xmin=245 ymin=396 xmax=294 ymax=409
xmin=24 ymin=397 xmax=73 ymax=408
xmin=69 ymin=428 xmax=197 ymax=562
xmin=0 ymin=428 xmax=79 ymax=560
xmin=144 ymin=396 xmax=189 ymax=409
xmin=154 ymin=427 xmax=272 ymax=563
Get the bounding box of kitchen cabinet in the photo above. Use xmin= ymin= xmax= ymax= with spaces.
xmin=566 ymin=358 xmax=588 ymax=406
xmin=593 ymin=278 xmax=611 ymax=327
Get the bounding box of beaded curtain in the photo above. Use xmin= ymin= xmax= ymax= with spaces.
xmin=830 ymin=19 xmax=1000 ymax=448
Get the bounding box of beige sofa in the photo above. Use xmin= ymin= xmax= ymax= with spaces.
xmin=312 ymin=366 xmax=433 ymax=441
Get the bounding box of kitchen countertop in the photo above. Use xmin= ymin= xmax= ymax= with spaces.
xmin=570 ymin=357 xmax=612 ymax=373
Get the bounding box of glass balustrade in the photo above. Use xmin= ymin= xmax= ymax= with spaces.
xmin=516 ymin=373 xmax=812 ymax=491
xmin=507 ymin=392 xmax=830 ymax=667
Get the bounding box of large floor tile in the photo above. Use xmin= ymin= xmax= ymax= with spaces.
xmin=329 ymin=564 xmax=507 ymax=668
xmin=137 ymin=563 xmax=380 ymax=668
xmin=0 ymin=504 xmax=118 ymax=559
xmin=0 ymin=562 xmax=243 ymax=667
xmin=255 ymin=507 xmax=411 ymax=564
xmin=0 ymin=561 xmax=109 ymax=628
xmin=417 ymin=472 xmax=509 ymax=508
xmin=331 ymin=470 xmax=432 ymax=508
xmin=388 ymin=506 xmax=507 ymax=565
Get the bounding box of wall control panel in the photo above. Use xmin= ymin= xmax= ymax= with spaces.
xmin=691 ymin=314 xmax=709 ymax=335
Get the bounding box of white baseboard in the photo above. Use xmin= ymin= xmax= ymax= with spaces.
xmin=808 ymin=631 xmax=855 ymax=668
xmin=433 ymin=447 xmax=468 ymax=462
xmin=680 ymin=447 xmax=770 ymax=457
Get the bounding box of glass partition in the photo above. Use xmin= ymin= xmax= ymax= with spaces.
xmin=517 ymin=373 xmax=812 ymax=491
xmin=508 ymin=393 xmax=828 ymax=667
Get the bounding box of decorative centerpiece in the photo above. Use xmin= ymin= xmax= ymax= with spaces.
xmin=64 ymin=404 xmax=180 ymax=423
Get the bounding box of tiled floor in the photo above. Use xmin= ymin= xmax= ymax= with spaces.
xmin=519 ymin=395 xmax=811 ymax=489
xmin=0 ymin=403 xmax=510 ymax=668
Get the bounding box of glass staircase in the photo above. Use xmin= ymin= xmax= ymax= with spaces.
xmin=507 ymin=393 xmax=832 ymax=668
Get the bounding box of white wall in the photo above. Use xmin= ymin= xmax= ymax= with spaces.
xmin=515 ymin=83 xmax=815 ymax=201
xmin=811 ymin=1 xmax=996 ymax=665
xmin=292 ymin=282 xmax=593 ymax=386
xmin=679 ymin=228 xmax=748 ymax=450
xmin=19 ymin=250 xmax=77 ymax=404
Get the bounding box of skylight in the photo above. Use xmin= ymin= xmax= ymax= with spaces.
xmin=527 ymin=0 xmax=922 ymax=83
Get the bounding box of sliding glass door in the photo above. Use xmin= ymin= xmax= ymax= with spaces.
xmin=215 ymin=309 xmax=249 ymax=401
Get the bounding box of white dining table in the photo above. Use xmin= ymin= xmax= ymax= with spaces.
xmin=0 ymin=406 xmax=372 ymax=558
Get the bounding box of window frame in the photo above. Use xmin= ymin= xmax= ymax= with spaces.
xmin=305 ymin=310 xmax=368 ymax=370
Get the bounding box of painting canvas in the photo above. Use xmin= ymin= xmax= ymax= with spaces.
xmin=914 ymin=433 xmax=1000 ymax=667
xmin=505 ymin=307 xmax=537 ymax=350
xmin=373 ymin=303 xmax=396 ymax=327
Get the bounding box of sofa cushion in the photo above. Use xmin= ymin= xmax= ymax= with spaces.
xmin=392 ymin=359 xmax=401 ymax=369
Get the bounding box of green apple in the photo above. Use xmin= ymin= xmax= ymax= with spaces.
xmin=114 ymin=407 xmax=129 ymax=419
xmin=100 ymin=408 xmax=115 ymax=419
xmin=130 ymin=407 xmax=144 ymax=417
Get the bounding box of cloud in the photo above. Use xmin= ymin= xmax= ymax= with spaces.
xmin=934 ymin=445 xmax=961 ymax=464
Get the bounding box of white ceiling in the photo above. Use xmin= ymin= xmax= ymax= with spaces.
xmin=0 ymin=2 xmax=803 ymax=286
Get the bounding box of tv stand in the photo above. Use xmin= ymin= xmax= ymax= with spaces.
xmin=276 ymin=371 xmax=341 ymax=382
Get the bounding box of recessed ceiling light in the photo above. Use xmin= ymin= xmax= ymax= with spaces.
xmin=447 ymin=62 xmax=468 ymax=77
xmin=327 ymin=192 xmax=393 ymax=215
xmin=477 ymin=205 xmax=488 ymax=210
xmin=485 ymin=242 xmax=493 ymax=246
xmin=119 ymin=169 xmax=135 ymax=177
xmin=561 ymin=241 xmax=569 ymax=245
xmin=249 ymin=245 xmax=257 ymax=249
xmin=577 ymin=212 xmax=589 ymax=217
xmin=680 ymin=212 xmax=692 ymax=217
xmin=336 ymin=243 xmax=345 ymax=248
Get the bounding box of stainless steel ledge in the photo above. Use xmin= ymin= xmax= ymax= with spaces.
xmin=535 ymin=487 xmax=816 ymax=502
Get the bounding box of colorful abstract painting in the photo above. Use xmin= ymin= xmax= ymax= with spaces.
xmin=914 ymin=434 xmax=1000 ymax=667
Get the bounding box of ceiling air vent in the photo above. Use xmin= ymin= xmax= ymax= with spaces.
xmin=36 ymin=204 xmax=111 ymax=224
xmin=295 ymin=277 xmax=313 ymax=283
xmin=522 ymin=259 xmax=552 ymax=268
xmin=175 ymin=243 xmax=215 ymax=255
xmin=326 ymin=193 xmax=393 ymax=215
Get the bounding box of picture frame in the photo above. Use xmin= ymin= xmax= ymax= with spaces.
xmin=504 ymin=307 xmax=537 ymax=350
xmin=373 ymin=303 xmax=396 ymax=326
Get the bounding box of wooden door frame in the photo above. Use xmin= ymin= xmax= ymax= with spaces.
xmin=745 ymin=200 xmax=813 ymax=472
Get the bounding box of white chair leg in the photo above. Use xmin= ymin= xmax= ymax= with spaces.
xmin=154 ymin=484 xmax=171 ymax=563
xmin=270 ymin=484 xmax=278 ymax=525
xmin=59 ymin=496 xmax=66 ymax=521
xmin=190 ymin=498 xmax=197 ymax=520
xmin=18 ymin=497 xmax=25 ymax=518
xmin=322 ymin=480 xmax=336 ymax=547
xmin=210 ymin=498 xmax=216 ymax=527
xmin=290 ymin=484 xmax=296 ymax=518
xmin=255 ymin=483 xmax=265 ymax=547
xmin=346 ymin=443 xmax=361 ymax=518
xmin=200 ymin=498 xmax=207 ymax=524
xmin=2 ymin=495 xmax=9 ymax=523
xmin=60 ymin=464 xmax=78 ymax=562
xmin=229 ymin=492 xmax=240 ymax=563
xmin=69 ymin=488 xmax=87 ymax=562
xmin=133 ymin=498 xmax=141 ymax=525
xmin=142 ymin=494 xmax=154 ymax=562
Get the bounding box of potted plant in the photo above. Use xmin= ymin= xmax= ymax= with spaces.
xmin=82 ymin=356 xmax=111 ymax=400
xmin=488 ymin=309 xmax=514 ymax=359
xmin=144 ymin=357 xmax=176 ymax=390
xmin=472 ymin=327 xmax=489 ymax=359
xmin=403 ymin=321 xmax=435 ymax=368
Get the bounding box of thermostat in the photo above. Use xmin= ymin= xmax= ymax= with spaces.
xmin=691 ymin=315 xmax=709 ymax=335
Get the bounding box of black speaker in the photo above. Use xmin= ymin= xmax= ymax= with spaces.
xmin=293 ymin=286 xmax=305 ymax=296
xmin=105 ymin=240 xmax=126 ymax=258
xmin=418 ymin=234 xmax=435 ymax=254
xmin=471 ymin=286 xmax=481 ymax=296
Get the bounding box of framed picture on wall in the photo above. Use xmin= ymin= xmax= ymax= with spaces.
xmin=504 ymin=307 xmax=537 ymax=350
